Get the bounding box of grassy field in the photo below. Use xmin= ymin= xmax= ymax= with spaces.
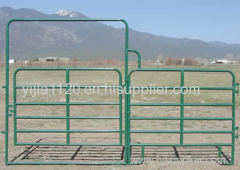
xmin=0 ymin=63 xmax=239 ymax=170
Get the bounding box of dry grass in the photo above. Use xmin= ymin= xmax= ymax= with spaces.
xmin=0 ymin=63 xmax=240 ymax=169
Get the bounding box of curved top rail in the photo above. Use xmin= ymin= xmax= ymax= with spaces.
xmin=6 ymin=18 xmax=128 ymax=27
xmin=128 ymin=68 xmax=236 ymax=85
xmin=128 ymin=49 xmax=141 ymax=69
xmin=13 ymin=67 xmax=123 ymax=84
xmin=5 ymin=18 xmax=130 ymax=84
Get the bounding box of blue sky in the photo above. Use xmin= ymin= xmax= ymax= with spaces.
xmin=1 ymin=0 xmax=240 ymax=43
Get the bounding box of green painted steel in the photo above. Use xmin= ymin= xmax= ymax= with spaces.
xmin=13 ymin=68 xmax=123 ymax=145
xmin=4 ymin=18 xmax=128 ymax=165
xmin=4 ymin=18 xmax=239 ymax=165
xmin=128 ymin=49 xmax=142 ymax=68
xmin=127 ymin=68 xmax=239 ymax=165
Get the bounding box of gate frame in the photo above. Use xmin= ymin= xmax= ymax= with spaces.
xmin=13 ymin=68 xmax=123 ymax=146
xmin=126 ymin=68 xmax=239 ymax=165
xmin=3 ymin=18 xmax=134 ymax=165
xmin=3 ymin=18 xmax=239 ymax=165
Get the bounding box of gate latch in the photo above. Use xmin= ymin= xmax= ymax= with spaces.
xmin=236 ymin=82 xmax=239 ymax=96
xmin=8 ymin=104 xmax=14 ymax=117
xmin=235 ymin=127 xmax=239 ymax=139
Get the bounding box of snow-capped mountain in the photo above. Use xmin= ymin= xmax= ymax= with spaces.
xmin=1 ymin=7 xmax=240 ymax=60
xmin=56 ymin=9 xmax=80 ymax=18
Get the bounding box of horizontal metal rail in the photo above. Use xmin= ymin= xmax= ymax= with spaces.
xmin=16 ymin=85 xmax=121 ymax=89
xmin=130 ymin=130 xmax=232 ymax=133
xmin=15 ymin=142 xmax=122 ymax=146
xmin=130 ymin=143 xmax=232 ymax=146
xmin=16 ymin=129 xmax=120 ymax=133
xmin=16 ymin=102 xmax=120 ymax=105
xmin=16 ymin=116 xmax=120 ymax=119
xmin=15 ymin=85 xmax=233 ymax=90
xmin=7 ymin=161 xmax=126 ymax=165
xmin=128 ymin=68 xmax=236 ymax=75
xmin=130 ymin=103 xmax=233 ymax=106
xmin=130 ymin=117 xmax=233 ymax=120
xmin=129 ymin=86 xmax=234 ymax=90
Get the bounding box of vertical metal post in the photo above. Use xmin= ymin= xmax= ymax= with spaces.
xmin=123 ymin=21 xmax=131 ymax=165
xmin=5 ymin=20 xmax=10 ymax=165
xmin=119 ymin=83 xmax=123 ymax=145
xmin=125 ymin=77 xmax=131 ymax=164
xmin=180 ymin=70 xmax=184 ymax=145
xmin=141 ymin=146 xmax=145 ymax=161
xmin=124 ymin=20 xmax=129 ymax=88
xmin=231 ymin=75 xmax=236 ymax=165
xmin=218 ymin=145 xmax=222 ymax=162
xmin=66 ymin=69 xmax=70 ymax=144
xmin=13 ymin=72 xmax=17 ymax=145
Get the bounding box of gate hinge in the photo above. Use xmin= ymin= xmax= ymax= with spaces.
xmin=1 ymin=130 xmax=6 ymax=134
xmin=235 ymin=82 xmax=239 ymax=96
xmin=2 ymin=85 xmax=6 ymax=89
xmin=8 ymin=104 xmax=14 ymax=117
xmin=235 ymin=127 xmax=239 ymax=139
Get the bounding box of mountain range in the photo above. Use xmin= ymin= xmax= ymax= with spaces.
xmin=0 ymin=6 xmax=240 ymax=61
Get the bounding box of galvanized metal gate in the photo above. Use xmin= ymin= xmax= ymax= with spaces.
xmin=3 ymin=18 xmax=239 ymax=165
